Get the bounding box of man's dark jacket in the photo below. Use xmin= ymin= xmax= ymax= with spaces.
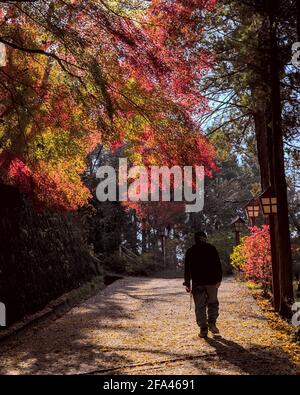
xmin=184 ymin=241 xmax=222 ymax=287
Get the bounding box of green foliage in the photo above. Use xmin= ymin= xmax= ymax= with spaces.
xmin=100 ymin=252 xmax=128 ymax=275
xmin=245 ymin=281 xmax=263 ymax=291
xmin=100 ymin=250 xmax=164 ymax=277
xmin=208 ymin=231 xmax=235 ymax=275
xmin=209 ymin=130 xmax=231 ymax=162
xmin=85 ymin=200 xmax=128 ymax=256
xmin=132 ymin=252 xmax=164 ymax=276
xmin=230 ymin=238 xmax=247 ymax=271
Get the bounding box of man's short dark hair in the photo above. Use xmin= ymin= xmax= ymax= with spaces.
xmin=195 ymin=231 xmax=207 ymax=241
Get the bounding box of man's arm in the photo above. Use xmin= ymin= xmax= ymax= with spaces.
xmin=214 ymin=247 xmax=223 ymax=285
xmin=183 ymin=249 xmax=191 ymax=290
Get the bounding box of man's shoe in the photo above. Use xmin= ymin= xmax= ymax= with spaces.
xmin=199 ymin=328 xmax=208 ymax=338
xmin=208 ymin=324 xmax=220 ymax=334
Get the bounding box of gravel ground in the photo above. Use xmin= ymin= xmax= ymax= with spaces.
xmin=0 ymin=277 xmax=299 ymax=375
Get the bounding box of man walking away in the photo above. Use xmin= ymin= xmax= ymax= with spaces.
xmin=183 ymin=231 xmax=222 ymax=338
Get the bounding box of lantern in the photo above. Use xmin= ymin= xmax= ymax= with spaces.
xmin=230 ymin=217 xmax=246 ymax=245
xmin=259 ymin=186 xmax=278 ymax=216
xmin=245 ymin=198 xmax=260 ymax=225
xmin=230 ymin=217 xmax=246 ymax=233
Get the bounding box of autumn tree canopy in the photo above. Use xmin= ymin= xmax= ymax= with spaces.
xmin=0 ymin=0 xmax=217 ymax=209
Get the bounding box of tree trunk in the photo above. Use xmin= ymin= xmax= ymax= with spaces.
xmin=132 ymin=212 xmax=139 ymax=254
xmin=141 ymin=220 xmax=147 ymax=254
xmin=253 ymin=109 xmax=280 ymax=311
xmin=297 ymin=0 xmax=300 ymax=41
xmin=268 ymin=0 xmax=294 ymax=317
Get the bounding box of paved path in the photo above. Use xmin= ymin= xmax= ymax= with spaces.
xmin=0 ymin=277 xmax=298 ymax=375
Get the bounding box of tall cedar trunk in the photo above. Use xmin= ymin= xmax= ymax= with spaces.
xmin=297 ymin=0 xmax=300 ymax=41
xmin=268 ymin=0 xmax=294 ymax=317
xmin=265 ymin=116 xmax=283 ymax=313
xmin=251 ymin=15 xmax=282 ymax=310
xmin=253 ymin=109 xmax=280 ymax=311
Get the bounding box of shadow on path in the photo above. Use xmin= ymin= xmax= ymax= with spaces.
xmin=202 ymin=335 xmax=295 ymax=375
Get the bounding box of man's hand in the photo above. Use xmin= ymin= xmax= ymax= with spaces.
xmin=216 ymin=282 xmax=221 ymax=289
xmin=183 ymin=282 xmax=191 ymax=293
